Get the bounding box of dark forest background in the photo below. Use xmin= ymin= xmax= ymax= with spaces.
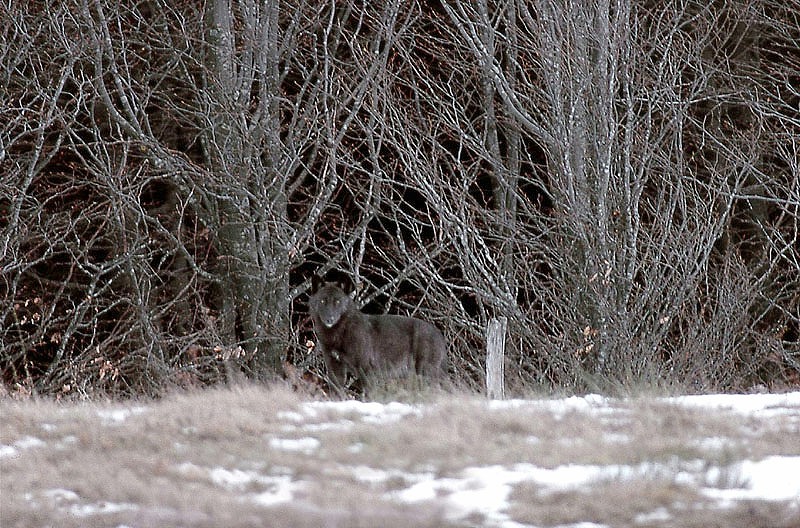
xmin=2 ymin=0 xmax=798 ymax=397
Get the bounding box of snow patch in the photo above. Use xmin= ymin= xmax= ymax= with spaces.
xmin=389 ymin=455 xmax=800 ymax=524
xmin=69 ymin=501 xmax=138 ymax=517
xmin=278 ymin=400 xmax=419 ymax=433
xmin=701 ymin=456 xmax=800 ymax=503
xmin=209 ymin=467 xmax=262 ymax=490
xmin=635 ymin=507 xmax=671 ymax=524
xmin=391 ymin=463 xmax=614 ymax=525
xmin=694 ymin=436 xmax=736 ymax=451
xmin=0 ymin=436 xmax=46 ymax=458
xmin=44 ymin=488 xmax=80 ymax=503
xmin=15 ymin=435 xmax=46 ymax=449
xmin=349 ymin=465 xmax=434 ymax=487
xmin=38 ymin=489 xmax=137 ymax=517
xmin=97 ymin=406 xmax=147 ymax=424
xmin=276 ymin=410 xmax=306 ymax=423
xmin=668 ymin=392 xmax=800 ymax=416
xmin=0 ymin=444 xmax=19 ymax=458
xmin=269 ymin=436 xmax=320 ymax=454
xmin=178 ymin=463 xmax=299 ymax=507
xmin=302 ymin=399 xmax=421 ymax=424
xmin=489 ymin=394 xmax=614 ymax=420
xmin=251 ymin=475 xmax=296 ymax=506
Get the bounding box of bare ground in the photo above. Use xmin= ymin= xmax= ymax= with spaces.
xmin=1 ymin=384 xmax=799 ymax=528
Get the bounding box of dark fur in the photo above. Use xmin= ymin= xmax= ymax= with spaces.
xmin=309 ymin=276 xmax=446 ymax=391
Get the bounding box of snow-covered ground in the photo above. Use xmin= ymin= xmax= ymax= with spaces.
xmin=267 ymin=392 xmax=800 ymax=526
xmin=2 ymin=389 xmax=799 ymax=527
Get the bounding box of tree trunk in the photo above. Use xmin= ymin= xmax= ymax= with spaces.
xmin=203 ymin=0 xmax=289 ymax=376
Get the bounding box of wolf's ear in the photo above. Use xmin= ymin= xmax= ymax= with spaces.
xmin=336 ymin=278 xmax=355 ymax=295
xmin=323 ymin=269 xmax=355 ymax=294
xmin=311 ymin=274 xmax=325 ymax=294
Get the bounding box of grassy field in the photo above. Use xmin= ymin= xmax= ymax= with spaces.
xmin=2 ymin=384 xmax=799 ymax=528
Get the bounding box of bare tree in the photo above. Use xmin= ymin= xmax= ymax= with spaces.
xmin=346 ymin=0 xmax=799 ymax=390
xmin=1 ymin=0 xmax=433 ymax=394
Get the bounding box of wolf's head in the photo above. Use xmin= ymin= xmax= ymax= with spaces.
xmin=309 ymin=275 xmax=355 ymax=329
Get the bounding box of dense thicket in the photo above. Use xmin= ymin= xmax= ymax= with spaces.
xmin=2 ymin=0 xmax=798 ymax=397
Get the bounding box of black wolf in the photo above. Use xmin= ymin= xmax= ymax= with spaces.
xmin=309 ymin=275 xmax=446 ymax=392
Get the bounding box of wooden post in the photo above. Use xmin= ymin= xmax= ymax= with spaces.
xmin=486 ymin=316 xmax=507 ymax=399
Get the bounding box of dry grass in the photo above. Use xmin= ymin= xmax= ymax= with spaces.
xmin=509 ymin=478 xmax=799 ymax=528
xmin=2 ymin=384 xmax=799 ymax=527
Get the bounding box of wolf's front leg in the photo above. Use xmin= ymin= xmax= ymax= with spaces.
xmin=323 ymin=351 xmax=348 ymax=397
